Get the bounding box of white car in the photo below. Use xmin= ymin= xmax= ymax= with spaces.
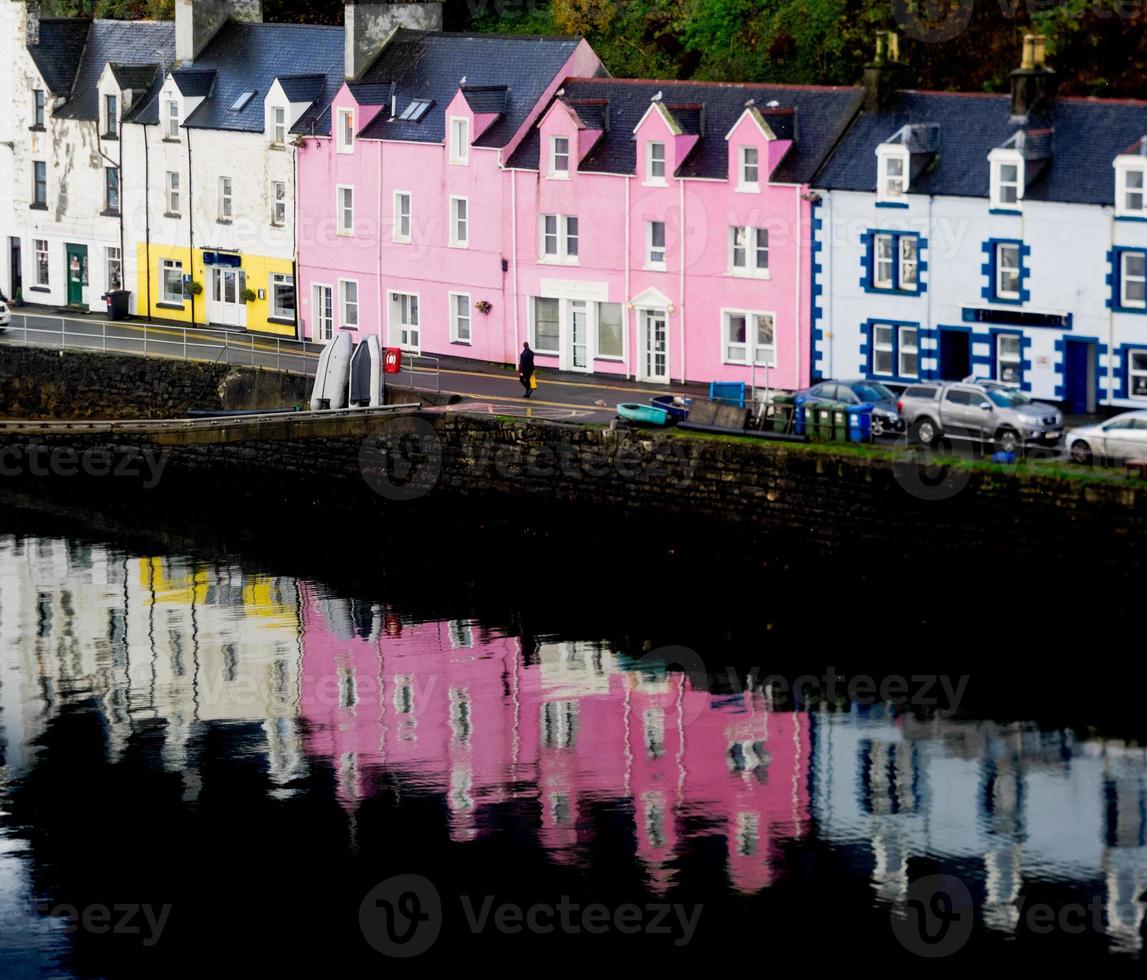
xmin=1068 ymin=410 xmax=1147 ymax=464
xmin=0 ymin=300 xmax=9 ymax=330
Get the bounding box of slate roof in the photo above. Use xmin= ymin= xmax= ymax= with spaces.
xmin=178 ymin=21 xmax=344 ymax=133
xmin=171 ymin=69 xmax=217 ymax=98
xmin=281 ymin=75 xmax=330 ymax=104
xmin=507 ymin=78 xmax=864 ymax=183
xmin=52 ymin=19 xmax=175 ymax=121
xmin=814 ymin=90 xmax=1147 ymax=206
xmin=461 ymin=85 xmax=509 ymax=116
xmin=26 ymin=18 xmax=91 ymax=96
xmin=355 ymin=30 xmax=584 ymax=146
xmin=108 ymin=63 xmax=161 ymax=94
xmin=345 ymin=81 xmax=395 ymax=106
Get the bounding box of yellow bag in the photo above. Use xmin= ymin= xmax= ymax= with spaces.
xmin=529 ymin=372 xmax=538 ymax=390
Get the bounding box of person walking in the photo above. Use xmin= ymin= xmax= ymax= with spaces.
xmin=518 ymin=342 xmax=536 ymax=399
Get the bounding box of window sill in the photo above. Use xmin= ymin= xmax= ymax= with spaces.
xmin=1115 ymin=214 xmax=1147 ymax=223
xmin=217 ymin=218 xmax=233 ymax=225
xmin=102 ymin=133 xmax=118 ymax=141
xmin=267 ymin=316 xmax=295 ymax=325
xmin=337 ymin=230 xmax=354 ymax=237
xmin=642 ymin=180 xmax=668 ymax=189
xmin=1113 ymin=304 xmax=1147 ymax=315
xmin=735 ymin=184 xmax=760 ymax=194
xmin=156 ymin=301 xmax=186 ymax=310
xmin=269 ymin=144 xmax=286 ymax=151
xmin=547 ymin=173 xmax=571 ymax=181
xmin=727 ymin=269 xmax=770 ymax=280
xmin=450 ymin=339 xmax=472 ymax=346
xmin=271 ymin=221 xmax=285 ymax=229
xmin=537 ymin=257 xmax=578 ymax=266
xmin=339 ymin=325 xmax=359 ymax=332
xmin=163 ymin=213 xmax=182 ymax=219
xmin=449 ymin=243 xmax=470 ymax=250
xmin=989 ymin=207 xmax=1021 ymax=216
xmin=644 ymin=264 xmax=667 ymax=273
xmin=449 ymin=159 xmax=468 ymax=166
xmin=875 ymin=201 xmax=909 ymax=209
xmin=29 ymin=286 xmax=51 ymax=294
xmin=162 ymin=138 xmax=181 ymax=144
xmin=595 ymin=355 xmax=625 ymax=363
xmin=393 ymin=237 xmax=411 ymax=245
xmin=29 ymin=203 xmax=47 ymax=211
xmin=100 ymin=210 xmax=120 ymax=218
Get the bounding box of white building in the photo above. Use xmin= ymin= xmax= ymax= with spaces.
xmin=813 ymin=34 xmax=1147 ymax=413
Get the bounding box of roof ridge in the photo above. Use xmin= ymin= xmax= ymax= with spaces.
xmin=404 ymin=29 xmax=581 ymax=42
xmin=564 ymin=76 xmax=860 ymax=93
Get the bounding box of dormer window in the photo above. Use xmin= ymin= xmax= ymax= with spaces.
xmin=103 ymin=94 xmax=118 ymax=138
xmin=647 ymin=142 xmax=666 ymax=184
xmin=336 ymin=108 xmax=354 ymax=154
xmin=165 ymin=99 xmax=180 ymax=140
xmin=550 ymin=136 xmax=570 ymax=178
xmin=1115 ymin=157 xmax=1146 ymax=218
xmin=738 ymin=146 xmax=759 ymax=190
xmin=876 ymin=145 xmax=909 ymax=202
xmin=449 ymin=117 xmax=469 ymax=165
xmin=271 ymin=106 xmax=286 ymax=146
xmin=989 ymin=149 xmax=1023 ymax=210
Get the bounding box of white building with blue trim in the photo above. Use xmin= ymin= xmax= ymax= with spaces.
xmin=811 ymin=34 xmax=1147 ymax=414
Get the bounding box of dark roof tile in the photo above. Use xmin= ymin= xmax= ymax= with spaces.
xmin=27 ymin=18 xmax=91 ymax=97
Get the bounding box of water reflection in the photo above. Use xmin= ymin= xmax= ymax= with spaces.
xmin=0 ymin=534 xmax=1144 ymax=964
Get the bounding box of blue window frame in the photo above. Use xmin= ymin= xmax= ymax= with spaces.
xmin=1107 ymin=247 xmax=1147 ymax=314
xmin=861 ymin=319 xmax=920 ymax=382
xmin=860 ymin=230 xmax=925 ymax=295
xmin=980 ymin=238 xmax=1030 ymax=305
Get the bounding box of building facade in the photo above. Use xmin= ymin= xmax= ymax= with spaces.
xmin=813 ymin=37 xmax=1147 ymax=412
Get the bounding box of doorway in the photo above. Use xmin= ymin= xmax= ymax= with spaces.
xmin=639 ymin=309 xmax=669 ymax=383
xmin=1063 ymin=338 xmax=1097 ymax=415
xmin=939 ymin=327 xmax=971 ymax=381
xmin=207 ymin=267 xmax=246 ymax=328
xmin=8 ymin=238 xmax=21 ymax=300
xmin=65 ymin=243 xmax=88 ymax=307
xmin=565 ymin=300 xmax=590 ymax=372
xmin=313 ymin=284 xmax=333 ymax=341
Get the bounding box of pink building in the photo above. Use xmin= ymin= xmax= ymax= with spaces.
xmin=295 ymin=27 xmax=862 ymax=389
xmin=298 ymin=585 xmax=811 ymax=892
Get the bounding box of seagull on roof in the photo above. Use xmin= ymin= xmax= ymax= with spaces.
xmin=460 ymin=76 xmax=467 ymax=87
xmin=651 ymin=90 xmax=662 ymax=102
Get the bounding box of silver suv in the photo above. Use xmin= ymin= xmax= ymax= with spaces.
xmin=897 ymin=380 xmax=1063 ymax=454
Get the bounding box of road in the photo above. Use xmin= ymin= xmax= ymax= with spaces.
xmin=0 ymin=310 xmax=703 ymax=423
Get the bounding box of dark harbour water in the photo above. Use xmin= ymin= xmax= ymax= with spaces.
xmin=0 ymin=490 xmax=1143 ymax=975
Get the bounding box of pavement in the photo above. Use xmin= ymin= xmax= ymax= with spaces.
xmin=0 ymin=305 xmax=707 ymax=423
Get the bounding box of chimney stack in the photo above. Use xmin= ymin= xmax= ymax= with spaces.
xmin=25 ymin=1 xmax=41 ymax=47
xmin=344 ymin=2 xmax=444 ymax=80
xmin=176 ymin=0 xmax=263 ymax=64
xmin=1010 ymin=34 xmax=1056 ymax=119
xmin=863 ymin=30 xmax=905 ymax=112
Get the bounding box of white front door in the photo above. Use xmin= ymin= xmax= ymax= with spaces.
xmin=639 ymin=309 xmax=669 ymax=383
xmin=312 ymin=284 xmax=333 ymax=341
xmin=390 ymin=292 xmax=419 ymax=351
xmin=568 ymin=300 xmax=589 ymax=372
xmin=208 ymin=267 xmax=246 ymax=328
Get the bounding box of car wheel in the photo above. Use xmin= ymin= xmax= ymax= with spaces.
xmin=996 ymin=428 xmax=1021 ymax=455
xmin=912 ymin=417 xmax=940 ymax=447
xmin=1070 ymin=440 xmax=1093 ymax=466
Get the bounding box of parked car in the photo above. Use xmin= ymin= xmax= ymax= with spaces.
xmin=792 ymin=379 xmax=904 ymax=436
xmin=1066 ymin=410 xmax=1147 ymax=465
xmin=898 ymin=380 xmax=1063 ymax=454
xmin=0 ymin=299 xmax=10 ymax=331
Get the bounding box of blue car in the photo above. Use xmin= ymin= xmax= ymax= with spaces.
xmin=793 ymin=379 xmax=905 ymax=437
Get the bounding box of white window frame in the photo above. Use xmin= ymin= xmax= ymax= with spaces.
xmin=449 ymin=116 xmax=469 ymax=165
xmin=336 ymin=108 xmax=354 ymax=154
xmin=1121 ymin=250 xmax=1146 ymax=309
xmin=549 ymin=136 xmax=570 ymax=178
xmin=596 ymin=301 xmax=625 ymax=361
xmin=899 ymin=236 xmax=918 ymax=290
xmin=165 ymin=170 xmax=180 ymax=215
xmin=721 ymin=309 xmax=776 ymax=367
xmin=995 ymin=242 xmax=1022 ymax=300
xmin=105 ymin=246 xmax=122 ymax=291
xmin=989 ymin=149 xmax=1024 ymax=210
xmin=449 ymin=196 xmax=469 ymax=248
xmin=1129 ymin=351 xmax=1147 ymax=400
xmin=33 ymin=89 xmax=45 ymax=128
xmin=876 ymin=145 xmax=909 ymax=202
xmin=271 ymin=105 xmax=286 ymax=146
xmin=872 ymin=323 xmax=895 ymax=376
xmin=539 ymin=214 xmax=578 ymax=264
xmin=338 ymin=278 xmax=359 ymax=329
xmin=218 ymin=176 xmax=233 ymax=221
xmin=996 ymin=333 xmax=1022 ymax=384
xmin=103 ymin=93 xmax=118 ymax=137
xmin=160 ymin=258 xmax=183 ymax=304
xmin=271 ymin=180 xmax=286 ymax=226
xmin=33 ymin=160 xmax=46 ymax=207
xmin=450 ymin=291 xmax=472 ymax=344
xmin=269 ymin=272 xmax=294 ymax=320
xmin=34 ymin=239 xmax=49 ymax=287
xmin=389 ymin=289 xmax=421 ymax=352
xmin=646 ymin=220 xmax=667 ymax=270
xmin=738 ymin=145 xmax=760 ymax=191
xmin=104 ymin=166 xmax=119 ymax=213
xmin=336 ymin=185 xmax=354 ymax=236
xmin=165 ymin=99 xmax=180 ymax=140
xmin=646 ymin=141 xmax=667 ymax=185
xmin=728 ymin=225 xmax=769 ymax=277
xmin=874 ymin=233 xmax=895 ymax=289
xmin=530 ymin=296 xmax=560 ymax=355
xmin=1115 ymin=157 xmax=1147 ymax=218
xmin=393 ymin=190 xmax=412 ymax=243
xmin=898 ymin=325 xmax=919 ymax=379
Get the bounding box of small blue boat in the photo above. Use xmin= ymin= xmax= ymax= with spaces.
xmin=617 ymin=402 xmax=670 ymax=426
xmin=651 ymin=394 xmax=692 ymax=421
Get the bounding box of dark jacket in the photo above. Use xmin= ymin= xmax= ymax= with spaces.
xmin=519 ymin=348 xmax=535 ymax=376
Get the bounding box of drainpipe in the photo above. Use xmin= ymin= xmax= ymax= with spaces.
xmin=1107 ymin=208 xmax=1115 ymax=406
xmin=925 ymin=193 xmax=934 ymax=378
xmin=144 ymin=122 xmax=152 ymax=316
xmin=186 ymin=128 xmax=195 ymax=325
xmin=292 ymin=137 xmax=300 ymax=340
xmin=624 ymin=174 xmax=631 ymax=379
xmin=823 ymin=190 xmax=833 ymax=379
xmin=95 ymin=119 xmax=124 ymax=295
xmin=376 ymin=139 xmax=383 ymax=347
xmin=678 ymin=177 xmax=685 ymax=383
xmin=794 ymin=186 xmax=803 ymax=389
xmin=511 ymin=170 xmax=519 ymax=359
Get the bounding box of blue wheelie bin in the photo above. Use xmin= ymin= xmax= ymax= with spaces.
xmin=848 ymin=403 xmax=874 ymax=443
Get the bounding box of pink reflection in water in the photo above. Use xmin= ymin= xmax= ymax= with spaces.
xmin=298 ymin=584 xmax=809 ymax=893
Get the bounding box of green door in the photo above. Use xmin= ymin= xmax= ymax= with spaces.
xmin=66 ymin=244 xmax=88 ymax=307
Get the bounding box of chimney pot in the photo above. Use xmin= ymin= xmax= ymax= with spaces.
xmin=25 ymin=1 xmax=41 ymax=47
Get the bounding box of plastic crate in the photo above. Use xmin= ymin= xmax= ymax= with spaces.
xmin=708 ymin=382 xmax=746 ymax=407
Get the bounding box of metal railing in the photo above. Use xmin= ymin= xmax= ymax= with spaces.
xmin=397 ymin=353 xmax=441 ymax=394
